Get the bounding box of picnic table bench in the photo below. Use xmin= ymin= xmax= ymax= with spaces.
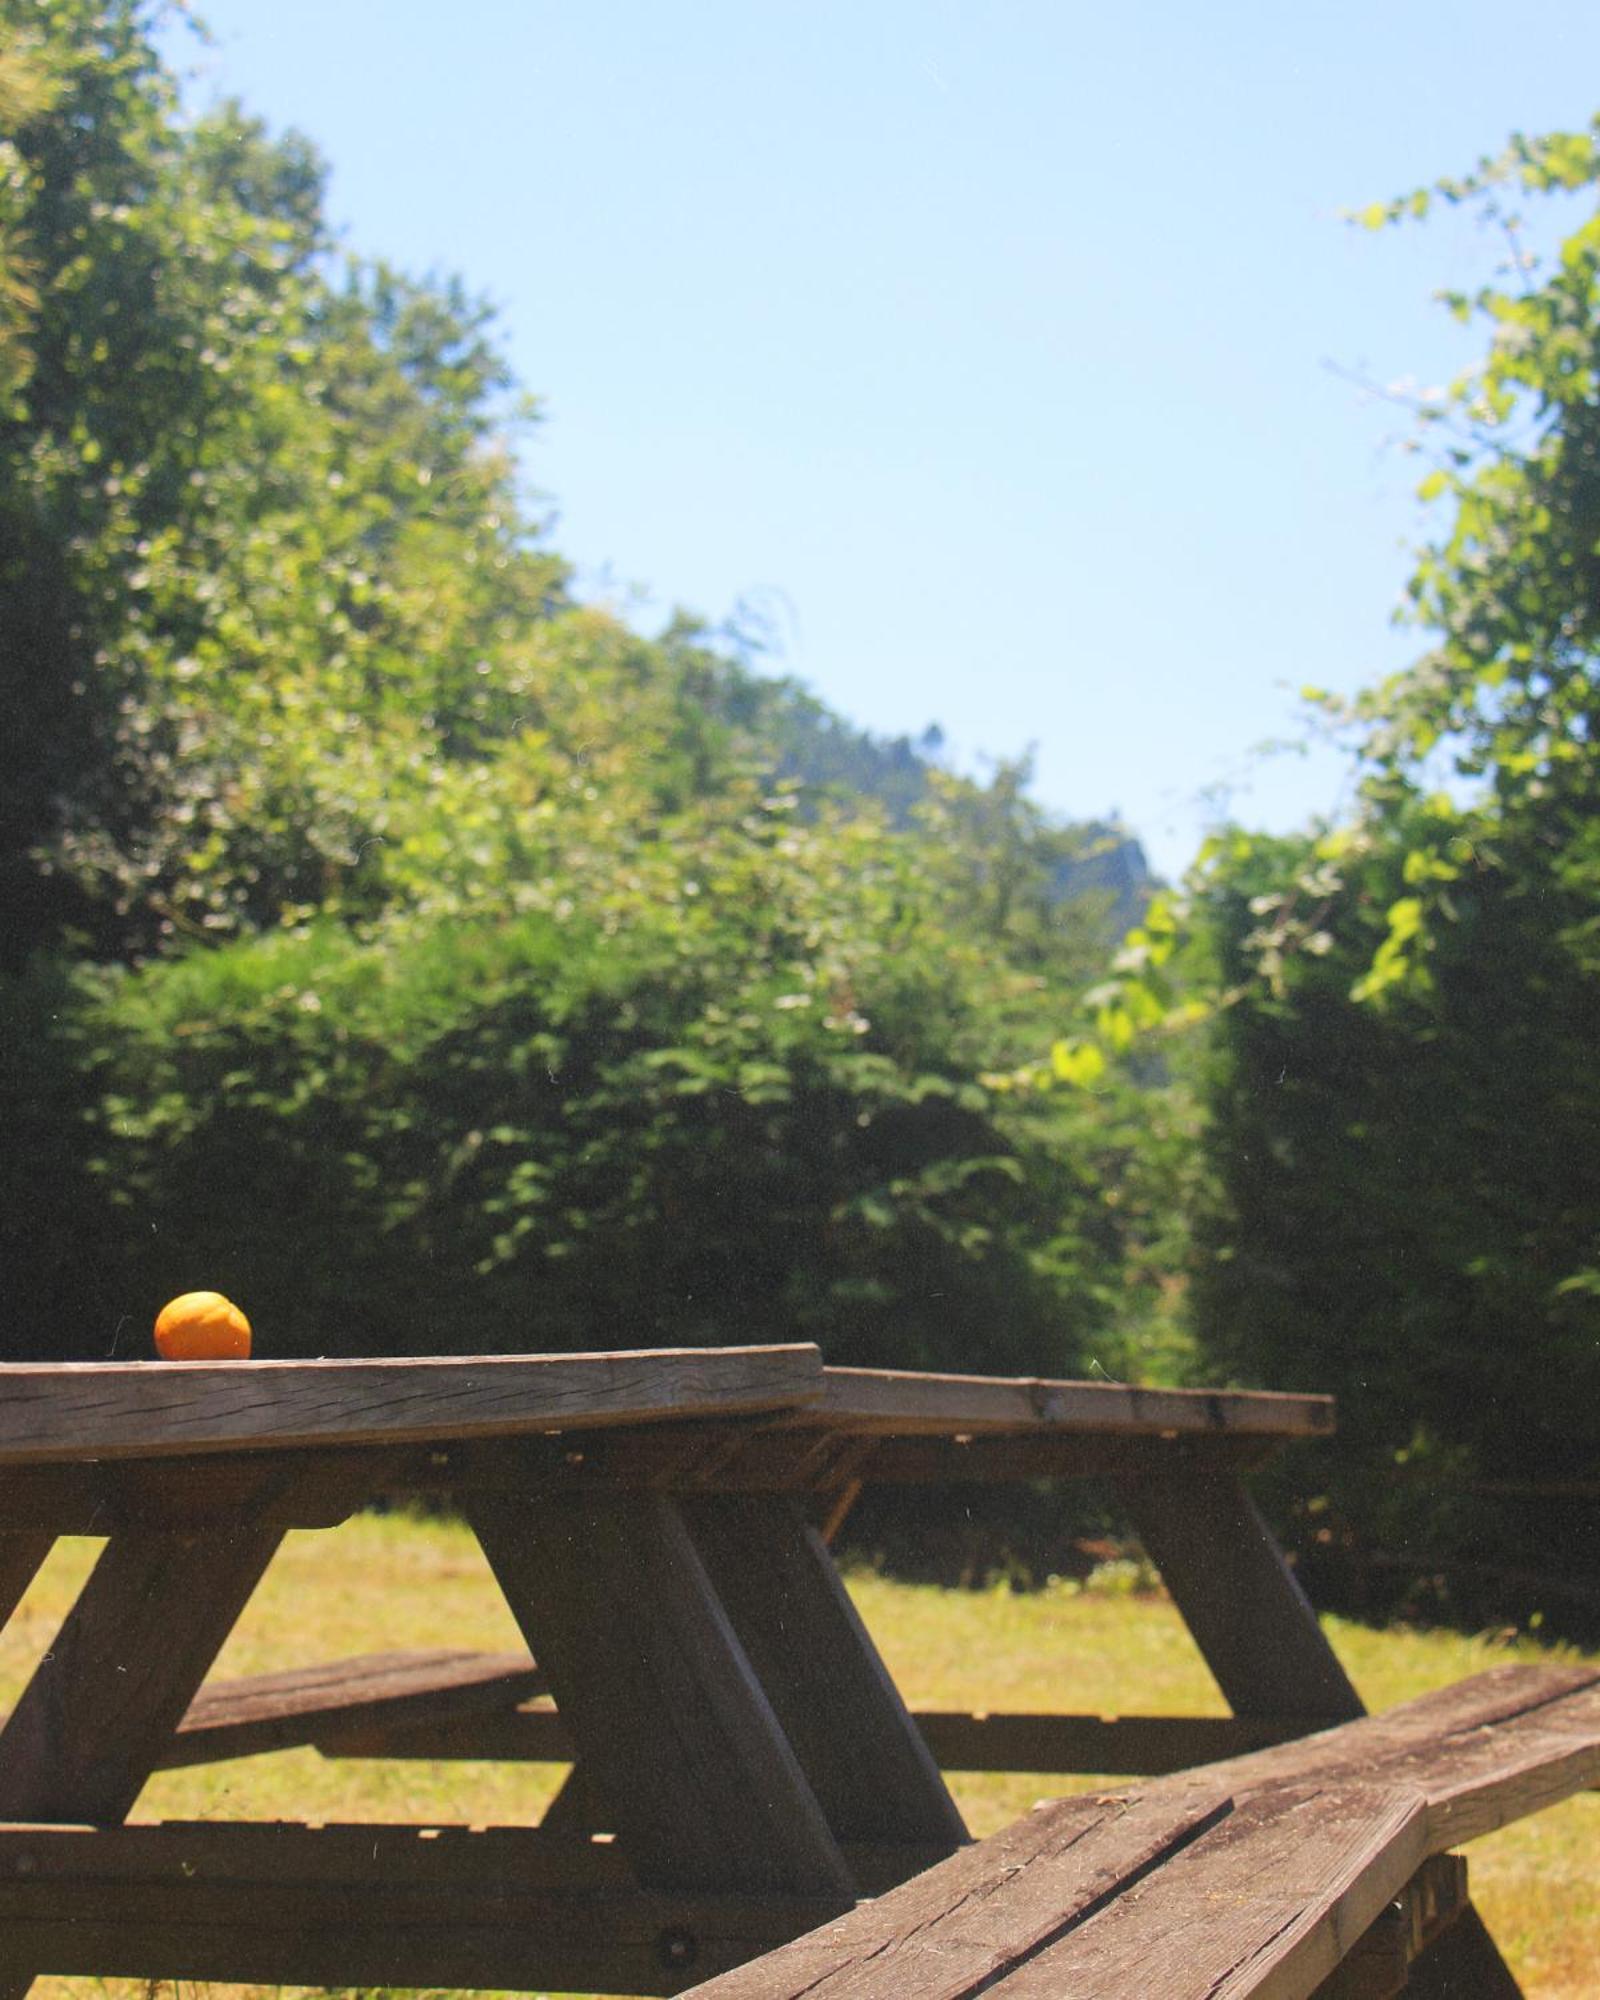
xmin=0 ymin=1342 xmax=1588 ymax=1996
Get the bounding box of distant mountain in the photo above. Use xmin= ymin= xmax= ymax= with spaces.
xmin=700 ymin=657 xmax=1154 ymax=934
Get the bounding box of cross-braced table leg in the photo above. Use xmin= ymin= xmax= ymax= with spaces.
xmin=0 ymin=1524 xmax=282 ymax=1998
xmin=1116 ymin=1471 xmax=1364 ymax=1724
xmin=468 ymin=1490 xmax=856 ymax=1902
xmin=684 ymin=1494 xmax=967 ymax=1858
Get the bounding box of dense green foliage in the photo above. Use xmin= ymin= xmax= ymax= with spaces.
xmin=1172 ymin=126 xmax=1600 ymax=1625
xmin=22 ymin=2 xmax=1599 ymax=1633
xmin=0 ymin=0 xmax=1179 ymax=1384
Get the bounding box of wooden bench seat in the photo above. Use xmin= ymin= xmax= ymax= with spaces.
xmin=683 ymin=1664 xmax=1600 ymax=1999
xmin=166 ymin=1648 xmax=1328 ymax=1778
xmin=160 ymin=1649 xmax=547 ymax=1769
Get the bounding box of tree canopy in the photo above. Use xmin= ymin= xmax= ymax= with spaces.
xmin=1166 ymin=122 xmax=1600 ymax=1626
xmin=0 ymin=0 xmax=1175 ymax=1397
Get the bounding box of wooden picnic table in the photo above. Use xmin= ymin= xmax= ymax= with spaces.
xmin=0 ymin=1343 xmax=1576 ymax=1996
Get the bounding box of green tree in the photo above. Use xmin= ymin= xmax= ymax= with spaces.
xmin=2 ymin=0 xmax=1189 ymax=1430
xmin=0 ymin=0 xmax=567 ymax=960
xmin=1179 ymin=120 xmax=1600 ymax=1626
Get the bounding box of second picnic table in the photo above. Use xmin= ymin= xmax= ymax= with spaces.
xmin=0 ymin=1342 xmax=1577 ymax=1995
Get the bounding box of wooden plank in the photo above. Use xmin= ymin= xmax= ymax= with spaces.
xmin=685 ymin=1495 xmax=967 ymax=1858
xmin=0 ymin=1344 xmax=825 ymax=1464
xmin=851 ymin=1430 xmax=1282 ymax=1485
xmin=0 ymin=1419 xmax=1277 ymax=1529
xmin=468 ymin=1489 xmax=856 ymax=1899
xmin=0 ymin=1526 xmax=281 ymax=1824
xmin=914 ymin=1710 xmax=1329 ymax=1774
xmin=808 ymin=1367 xmax=1335 ymax=1439
xmin=1117 ymin=1472 xmax=1366 ymax=1723
xmin=158 ymin=1648 xmax=545 ymax=1769
xmin=686 ymin=1663 xmax=1593 ymax=1999
xmin=681 ymin=1784 xmax=1232 ymax=1999
xmin=314 ymin=1700 xmax=570 ymax=1761
xmin=984 ymin=1785 xmax=1428 ymax=2000
xmin=1194 ymin=1663 xmax=1600 ymax=1849
xmin=333 ymin=1703 xmax=1319 ymax=1775
xmin=0 ymin=1819 xmax=838 ymax=1996
xmin=0 ymin=1450 xmax=402 ymax=1534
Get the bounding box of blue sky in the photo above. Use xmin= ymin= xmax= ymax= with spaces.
xmin=161 ymin=2 xmax=1600 ymax=878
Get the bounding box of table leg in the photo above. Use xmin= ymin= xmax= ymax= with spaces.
xmin=1116 ymin=1471 xmax=1364 ymax=1723
xmin=0 ymin=1523 xmax=281 ymax=1996
xmin=685 ymin=1494 xmax=967 ymax=1854
xmin=468 ymin=1490 xmax=855 ymax=1900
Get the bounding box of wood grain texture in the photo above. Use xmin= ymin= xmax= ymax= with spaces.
xmin=809 ymin=1368 xmax=1335 ymax=1438
xmin=1118 ymin=1472 xmax=1366 ymax=1723
xmin=683 ymin=1663 xmax=1597 ymax=1999
xmin=468 ymin=1489 xmax=855 ymax=1900
xmin=987 ymin=1785 xmax=1428 ymax=2000
xmin=681 ymin=1786 xmax=1232 ymax=1999
xmin=685 ymin=1495 xmax=967 ymax=1858
xmin=1191 ymin=1662 xmax=1600 ymax=1849
xmin=159 ymin=1648 xmax=544 ymax=1769
xmin=0 ymin=1344 xmax=825 ymax=1463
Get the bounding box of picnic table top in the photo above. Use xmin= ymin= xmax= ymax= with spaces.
xmin=0 ymin=1344 xmax=1333 ymax=1464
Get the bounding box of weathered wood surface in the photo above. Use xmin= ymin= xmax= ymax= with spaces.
xmin=0 ymin=1819 xmax=837 ymax=1995
xmin=685 ymin=1663 xmax=1600 ymax=1999
xmin=805 ymin=1367 xmax=1335 ymax=1439
xmin=684 ymin=1790 xmax=1433 ymax=2000
xmin=683 ymin=1783 xmax=1233 ymax=2000
xmin=1118 ymin=1472 xmax=1366 ymax=1723
xmin=984 ymin=1785 xmax=1427 ymax=2000
xmin=160 ymin=1648 xmax=545 ymax=1769
xmin=469 ymin=1489 xmax=855 ymax=1900
xmin=0 ymin=1358 xmax=1319 ymax=1503
xmin=1194 ymin=1661 xmax=1600 ymax=1848
xmin=0 ymin=1344 xmax=825 ymax=1463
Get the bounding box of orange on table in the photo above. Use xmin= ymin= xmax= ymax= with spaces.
xmin=153 ymin=1290 xmax=253 ymax=1360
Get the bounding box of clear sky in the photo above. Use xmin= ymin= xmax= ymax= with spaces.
xmin=159 ymin=2 xmax=1600 ymax=879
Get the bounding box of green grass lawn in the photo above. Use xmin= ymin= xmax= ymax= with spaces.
xmin=3 ymin=1514 xmax=1594 ymax=2000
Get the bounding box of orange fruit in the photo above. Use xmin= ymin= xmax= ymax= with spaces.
xmin=153 ymin=1290 xmax=253 ymax=1360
